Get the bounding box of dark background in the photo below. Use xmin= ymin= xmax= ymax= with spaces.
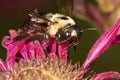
xmin=0 ymin=0 xmax=119 ymax=74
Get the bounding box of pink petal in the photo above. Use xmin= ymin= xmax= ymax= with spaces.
xmin=34 ymin=40 xmax=45 ymax=59
xmin=39 ymin=40 xmax=46 ymax=50
xmin=58 ymin=42 xmax=68 ymax=63
xmin=27 ymin=41 xmax=35 ymax=59
xmin=93 ymin=71 xmax=120 ymax=80
xmin=9 ymin=29 xmax=18 ymax=39
xmin=6 ymin=56 xmax=15 ymax=70
xmin=82 ymin=19 xmax=120 ymax=70
xmin=2 ymin=29 xmax=18 ymax=49
xmin=48 ymin=38 xmax=56 ymax=61
xmin=6 ymin=39 xmax=27 ymax=61
xmin=2 ymin=36 xmax=12 ymax=49
xmin=0 ymin=59 xmax=7 ymax=71
xmin=20 ymin=44 xmax=29 ymax=60
xmin=6 ymin=42 xmax=23 ymax=69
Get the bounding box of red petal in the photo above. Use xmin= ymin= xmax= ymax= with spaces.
xmin=93 ymin=71 xmax=120 ymax=80
xmin=82 ymin=19 xmax=120 ymax=70
xmin=9 ymin=29 xmax=18 ymax=39
xmin=34 ymin=40 xmax=45 ymax=59
xmin=6 ymin=56 xmax=15 ymax=70
xmin=0 ymin=59 xmax=7 ymax=71
xmin=20 ymin=44 xmax=29 ymax=60
xmin=27 ymin=41 xmax=35 ymax=59
xmin=6 ymin=40 xmax=26 ymax=60
xmin=48 ymin=38 xmax=56 ymax=61
xmin=39 ymin=40 xmax=46 ymax=50
xmin=2 ymin=36 xmax=12 ymax=49
xmin=58 ymin=42 xmax=68 ymax=63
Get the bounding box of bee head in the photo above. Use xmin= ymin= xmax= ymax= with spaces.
xmin=56 ymin=25 xmax=81 ymax=45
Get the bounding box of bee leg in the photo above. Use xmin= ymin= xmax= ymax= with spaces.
xmin=72 ymin=42 xmax=79 ymax=52
xmin=73 ymin=45 xmax=77 ymax=52
xmin=66 ymin=42 xmax=79 ymax=52
xmin=56 ymin=41 xmax=59 ymax=55
xmin=44 ymin=34 xmax=50 ymax=52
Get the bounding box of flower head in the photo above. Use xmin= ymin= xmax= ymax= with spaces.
xmin=0 ymin=33 xmax=91 ymax=79
xmin=0 ymin=19 xmax=120 ymax=79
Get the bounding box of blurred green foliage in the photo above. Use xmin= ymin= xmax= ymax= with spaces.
xmin=0 ymin=0 xmax=119 ymax=74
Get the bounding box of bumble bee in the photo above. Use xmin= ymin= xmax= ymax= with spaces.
xmin=15 ymin=10 xmax=82 ymax=48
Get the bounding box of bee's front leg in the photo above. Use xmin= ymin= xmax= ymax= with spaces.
xmin=44 ymin=33 xmax=50 ymax=52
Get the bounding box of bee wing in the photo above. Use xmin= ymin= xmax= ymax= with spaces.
xmin=13 ymin=30 xmax=30 ymax=41
xmin=14 ymin=23 xmax=45 ymax=42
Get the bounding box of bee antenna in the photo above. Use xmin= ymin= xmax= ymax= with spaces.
xmin=80 ymin=28 xmax=97 ymax=32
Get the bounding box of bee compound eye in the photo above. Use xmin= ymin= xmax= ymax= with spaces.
xmin=65 ymin=31 xmax=71 ymax=37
